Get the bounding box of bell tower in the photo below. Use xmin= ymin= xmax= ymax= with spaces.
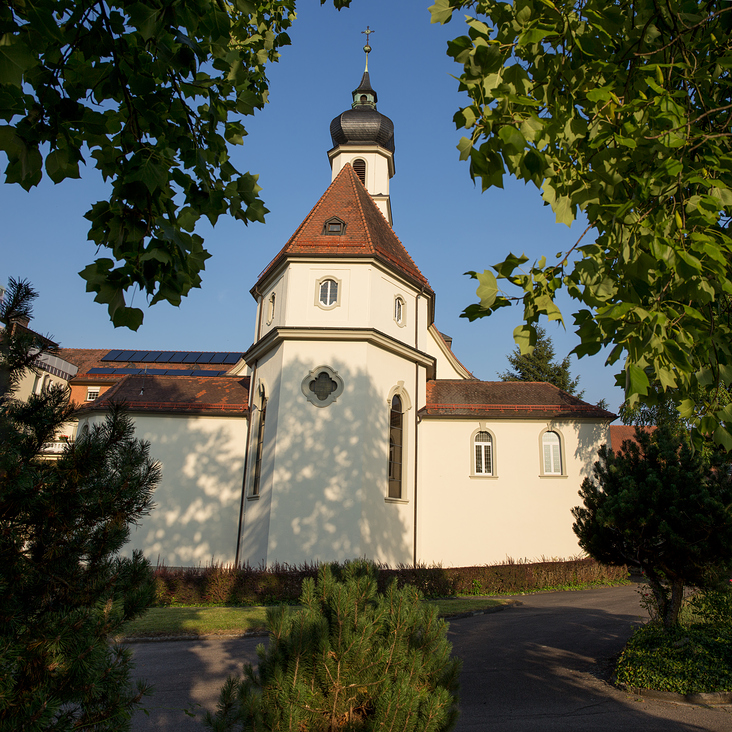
xmin=327 ymin=28 xmax=395 ymax=224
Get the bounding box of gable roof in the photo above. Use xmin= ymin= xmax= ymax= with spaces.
xmin=420 ymin=380 xmax=616 ymax=420
xmin=77 ymin=374 xmax=250 ymax=416
xmin=254 ymin=164 xmax=432 ymax=295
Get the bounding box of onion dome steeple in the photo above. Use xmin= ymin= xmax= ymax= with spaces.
xmin=327 ymin=27 xmax=395 ymax=225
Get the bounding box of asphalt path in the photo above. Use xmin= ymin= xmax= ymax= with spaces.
xmin=129 ymin=585 xmax=732 ymax=731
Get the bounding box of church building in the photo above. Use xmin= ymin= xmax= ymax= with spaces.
xmin=72 ymin=61 xmax=614 ymax=569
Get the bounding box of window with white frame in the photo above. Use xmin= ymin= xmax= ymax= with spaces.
xmin=542 ymin=431 xmax=562 ymax=475
xmin=318 ymin=278 xmax=339 ymax=307
xmin=86 ymin=387 xmax=100 ymax=401
xmin=474 ymin=431 xmax=493 ymax=475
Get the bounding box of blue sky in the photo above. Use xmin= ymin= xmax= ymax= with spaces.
xmin=1 ymin=0 xmax=625 ymax=410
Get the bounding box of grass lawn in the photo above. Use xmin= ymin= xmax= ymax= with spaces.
xmin=119 ymin=596 xmax=506 ymax=639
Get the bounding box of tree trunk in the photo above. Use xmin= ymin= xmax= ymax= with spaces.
xmin=663 ymin=579 xmax=685 ymax=629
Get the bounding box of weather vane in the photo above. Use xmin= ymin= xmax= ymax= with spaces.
xmin=362 ymin=26 xmax=374 ymax=70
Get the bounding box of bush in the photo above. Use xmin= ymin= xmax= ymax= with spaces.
xmin=205 ymin=560 xmax=461 ymax=732
xmin=686 ymin=584 xmax=732 ymax=628
xmin=152 ymin=557 xmax=627 ymax=607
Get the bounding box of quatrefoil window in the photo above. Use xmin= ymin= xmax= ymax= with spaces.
xmin=301 ymin=365 xmax=344 ymax=408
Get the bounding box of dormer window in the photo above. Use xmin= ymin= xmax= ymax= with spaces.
xmin=323 ymin=216 xmax=346 ymax=236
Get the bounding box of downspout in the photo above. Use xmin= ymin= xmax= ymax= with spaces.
xmin=413 ymin=287 xmax=425 ymax=566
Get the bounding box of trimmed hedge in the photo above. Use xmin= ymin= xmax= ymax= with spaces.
xmin=152 ymin=557 xmax=627 ymax=606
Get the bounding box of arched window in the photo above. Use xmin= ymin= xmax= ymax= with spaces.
xmin=319 ymin=278 xmax=339 ymax=307
xmin=388 ymin=395 xmax=403 ymax=499
xmin=353 ymin=158 xmax=366 ymax=185
xmin=474 ymin=431 xmax=493 ymax=475
xmin=542 ymin=431 xmax=562 ymax=475
xmin=251 ymin=387 xmax=267 ymax=496
xmin=394 ymin=296 xmax=405 ymax=326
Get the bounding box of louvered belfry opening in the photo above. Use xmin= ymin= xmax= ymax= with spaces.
xmin=353 ymin=159 xmax=366 ymax=185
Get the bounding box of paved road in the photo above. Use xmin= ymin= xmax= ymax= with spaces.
xmin=129 ymin=585 xmax=732 ymax=730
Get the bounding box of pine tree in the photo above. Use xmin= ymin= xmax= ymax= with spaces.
xmin=206 ymin=561 xmax=461 ymax=732
xmin=498 ymin=325 xmax=583 ymax=397
xmin=572 ymin=424 xmax=732 ymax=629
xmin=0 ymin=279 xmax=159 ymax=730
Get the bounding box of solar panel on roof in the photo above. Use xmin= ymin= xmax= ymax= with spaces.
xmin=88 ymin=368 xmax=116 ymax=374
xmin=168 ymin=352 xmax=187 ymax=363
xmin=223 ymin=353 xmax=242 ymax=364
xmin=146 ymin=368 xmax=168 ymax=375
xmin=117 ymin=368 xmax=144 ymax=374
xmin=117 ymin=351 xmax=136 ymax=361
xmin=141 ymin=352 xmax=160 ymax=362
xmin=130 ymin=351 xmax=147 ymax=361
xmin=157 ymin=352 xmax=175 ymax=363
xmin=183 ymin=352 xmax=202 ymax=363
xmin=191 ymin=370 xmax=218 ymax=377
xmin=102 ymin=350 xmax=123 ymax=362
xmin=197 ymin=352 xmax=215 ymax=364
xmin=208 ymin=353 xmax=226 ymax=364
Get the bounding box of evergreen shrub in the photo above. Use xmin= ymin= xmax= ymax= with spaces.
xmin=152 ymin=557 xmax=626 ymax=606
xmin=205 ymin=560 xmax=461 ymax=732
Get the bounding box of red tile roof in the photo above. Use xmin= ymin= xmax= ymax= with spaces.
xmin=58 ymin=348 xmax=110 ymax=374
xmin=609 ymin=425 xmax=656 ymax=451
xmin=255 ymin=164 xmax=433 ymax=294
xmin=78 ymin=375 xmax=250 ymax=415
xmin=421 ymin=380 xmax=616 ymax=420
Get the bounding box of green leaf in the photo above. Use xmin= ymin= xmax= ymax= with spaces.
xmin=626 ymin=364 xmax=649 ymax=398
xmin=0 ymin=37 xmax=37 ymax=87
xmin=513 ymin=324 xmax=536 ymax=355
xmin=112 ymin=306 xmax=144 ymax=331
xmin=126 ymin=4 xmax=162 ymax=41
xmin=474 ymin=269 xmax=498 ymax=309
xmin=429 ymin=0 xmax=456 ymax=25
xmin=46 ymin=148 xmax=81 ymax=184
xmin=712 ymin=425 xmax=732 ymax=451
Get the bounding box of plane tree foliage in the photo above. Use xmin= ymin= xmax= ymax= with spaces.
xmin=0 ymin=0 xmax=344 ymax=330
xmin=430 ymin=0 xmax=732 ymax=448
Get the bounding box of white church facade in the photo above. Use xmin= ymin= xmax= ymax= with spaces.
xmin=71 ymin=66 xmax=614 ymax=569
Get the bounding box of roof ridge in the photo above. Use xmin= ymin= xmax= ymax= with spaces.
xmin=353 ymin=179 xmax=431 ymax=288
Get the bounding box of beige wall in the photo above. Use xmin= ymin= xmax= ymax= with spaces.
xmin=239 ymin=338 xmax=417 ymax=568
xmin=78 ymin=411 xmax=248 ymax=567
xmin=416 ymin=417 xmax=609 ymax=567
xmin=14 ymin=368 xmax=67 ymax=403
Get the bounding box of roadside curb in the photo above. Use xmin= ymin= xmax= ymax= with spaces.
xmin=120 ymin=630 xmax=269 ymax=644
xmin=620 ymin=684 xmax=732 ymax=706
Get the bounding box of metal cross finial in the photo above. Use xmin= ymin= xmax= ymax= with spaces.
xmin=362 ymin=26 xmax=374 ymax=70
